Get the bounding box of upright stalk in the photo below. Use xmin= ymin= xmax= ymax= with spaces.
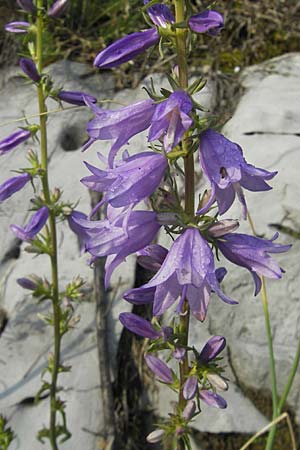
xmin=36 ymin=3 xmax=61 ymax=449
xmin=174 ymin=1 xmax=194 ymax=448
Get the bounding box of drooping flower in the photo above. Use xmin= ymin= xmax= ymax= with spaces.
xmin=19 ymin=57 xmax=40 ymax=83
xmin=81 ymin=151 xmax=168 ymax=210
xmin=5 ymin=21 xmax=30 ymax=33
xmin=10 ymin=206 xmax=48 ymax=241
xmin=148 ymin=91 xmax=193 ymax=152
xmin=0 ymin=129 xmax=31 ymax=155
xmin=94 ymin=28 xmax=159 ymax=69
xmin=199 ymin=390 xmax=227 ymax=409
xmin=84 ymin=98 xmax=156 ymax=167
xmin=144 ymin=354 xmax=173 ymax=383
xmin=119 ymin=312 xmax=160 ymax=339
xmin=197 ymin=129 xmax=277 ymax=218
xmin=0 ymin=173 xmax=31 ymax=202
xmin=144 ymin=0 xmax=175 ymax=28
xmin=198 ymin=335 xmax=226 ymax=363
xmin=188 ymin=10 xmax=224 ymax=35
xmin=58 ymin=90 xmax=97 ymax=106
xmin=217 ymin=232 xmax=291 ymax=295
xmin=48 ymin=0 xmax=69 ymax=17
xmin=17 ymin=0 xmax=35 ymax=12
xmin=135 ymin=227 xmax=237 ymax=321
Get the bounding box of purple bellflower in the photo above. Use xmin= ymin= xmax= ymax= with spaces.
xmin=81 ymin=151 xmax=168 ymax=211
xmin=119 ymin=312 xmax=160 ymax=339
xmin=19 ymin=57 xmax=40 ymax=83
xmin=136 ymin=227 xmax=237 ymax=321
xmin=144 ymin=354 xmax=173 ymax=384
xmin=198 ymin=335 xmax=226 ymax=363
xmin=217 ymin=232 xmax=291 ymax=295
xmin=48 ymin=0 xmax=69 ymax=18
xmin=10 ymin=206 xmax=48 ymax=241
xmin=0 ymin=129 xmax=31 ymax=155
xmin=67 ymin=210 xmax=90 ymax=253
xmin=0 ymin=173 xmax=31 ymax=202
xmin=148 ymin=91 xmax=193 ymax=152
xmin=188 ymin=10 xmax=224 ymax=35
xmin=199 ymin=390 xmax=227 ymax=409
xmin=144 ymin=0 xmax=175 ymax=28
xmin=198 ymin=129 xmax=277 ymax=218
xmin=58 ymin=90 xmax=97 ymax=106
xmin=5 ymin=21 xmax=30 ymax=33
xmin=94 ymin=28 xmax=159 ymax=69
xmin=84 ymin=97 xmax=156 ymax=167
xmin=17 ymin=0 xmax=35 ymax=12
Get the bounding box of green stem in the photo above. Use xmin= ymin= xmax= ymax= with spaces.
xmin=247 ymin=214 xmax=278 ymax=450
xmin=173 ymin=2 xmax=194 ymax=449
xmin=278 ymin=339 xmax=300 ymax=412
xmin=36 ymin=3 xmax=61 ymax=450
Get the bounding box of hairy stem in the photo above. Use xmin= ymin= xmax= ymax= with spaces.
xmin=247 ymin=213 xmax=278 ymax=450
xmin=36 ymin=3 xmax=61 ymax=449
xmin=174 ymin=1 xmax=194 ymax=449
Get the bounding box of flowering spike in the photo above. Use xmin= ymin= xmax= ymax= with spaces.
xmin=119 ymin=312 xmax=160 ymax=339
xmin=0 ymin=173 xmax=31 ymax=202
xmin=19 ymin=57 xmax=40 ymax=83
xmin=198 ymin=335 xmax=226 ymax=363
xmin=188 ymin=10 xmax=224 ymax=35
xmin=94 ymin=28 xmax=159 ymax=69
xmin=10 ymin=206 xmax=49 ymax=241
xmin=144 ymin=354 xmax=173 ymax=384
xmin=0 ymin=129 xmax=31 ymax=155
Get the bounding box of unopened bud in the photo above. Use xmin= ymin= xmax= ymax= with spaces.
xmin=146 ymin=429 xmax=165 ymax=443
xmin=208 ymin=219 xmax=239 ymax=238
xmin=207 ymin=373 xmax=229 ymax=391
xmin=48 ymin=0 xmax=69 ymax=17
xmin=17 ymin=0 xmax=35 ymax=12
xmin=182 ymin=400 xmax=196 ymax=421
xmin=19 ymin=57 xmax=40 ymax=83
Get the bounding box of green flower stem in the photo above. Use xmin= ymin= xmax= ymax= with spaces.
xmin=174 ymin=1 xmax=194 ymax=449
xmin=278 ymin=339 xmax=300 ymax=412
xmin=36 ymin=3 xmax=61 ymax=450
xmin=247 ymin=213 xmax=278 ymax=450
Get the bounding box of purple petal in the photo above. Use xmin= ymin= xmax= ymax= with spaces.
xmin=199 ymin=335 xmax=226 ymax=363
xmin=123 ymin=286 xmax=155 ymax=305
xmin=182 ymin=400 xmax=196 ymax=421
xmin=199 ymin=390 xmax=227 ymax=408
xmin=10 ymin=206 xmax=48 ymax=241
xmin=58 ymin=90 xmax=97 ymax=106
xmin=137 ymin=244 xmax=168 ymax=271
xmin=0 ymin=173 xmax=31 ymax=202
xmin=119 ymin=312 xmax=160 ymax=339
xmin=5 ymin=21 xmax=30 ymax=33
xmin=17 ymin=277 xmax=37 ymax=290
xmin=183 ymin=376 xmax=198 ymax=400
xmin=144 ymin=354 xmax=173 ymax=383
xmin=188 ymin=10 xmax=224 ymax=35
xmin=144 ymin=0 xmax=175 ymax=27
xmin=0 ymin=129 xmax=31 ymax=155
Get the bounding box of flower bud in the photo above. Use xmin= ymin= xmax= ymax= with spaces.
xmin=145 ymin=354 xmax=173 ymax=384
xmin=198 ymin=336 xmax=226 ymax=363
xmin=161 ymin=326 xmax=174 ymax=341
xmin=119 ymin=312 xmax=160 ymax=339
xmin=0 ymin=173 xmax=31 ymax=202
xmin=172 ymin=347 xmax=186 ymax=361
xmin=207 ymin=373 xmax=229 ymax=391
xmin=19 ymin=57 xmax=40 ymax=83
xmin=58 ymin=90 xmax=97 ymax=106
xmin=182 ymin=400 xmax=196 ymax=421
xmin=16 ymin=0 xmax=35 ymax=12
xmin=199 ymin=390 xmax=227 ymax=409
xmin=188 ymin=10 xmax=224 ymax=35
xmin=17 ymin=277 xmax=38 ymax=290
xmin=0 ymin=129 xmax=31 ymax=155
xmin=5 ymin=21 xmax=30 ymax=33
xmin=146 ymin=429 xmax=165 ymax=444
xmin=183 ymin=376 xmax=198 ymax=400
xmin=208 ymin=219 xmax=239 ymax=238
xmin=48 ymin=0 xmax=69 ymax=17
xmin=10 ymin=206 xmax=49 ymax=241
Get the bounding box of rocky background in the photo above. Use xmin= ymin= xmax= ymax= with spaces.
xmin=0 ymin=53 xmax=299 ymax=449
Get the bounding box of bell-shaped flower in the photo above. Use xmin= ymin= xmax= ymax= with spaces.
xmin=148 ymin=91 xmax=193 ymax=153
xmin=58 ymin=90 xmax=97 ymax=106
xmin=0 ymin=173 xmax=31 ymax=202
xmin=5 ymin=21 xmax=30 ymax=33
xmin=119 ymin=312 xmax=160 ymax=339
xmin=144 ymin=0 xmax=175 ymax=28
xmin=10 ymin=206 xmax=48 ymax=241
xmin=84 ymin=98 xmax=156 ymax=167
xmin=0 ymin=129 xmax=31 ymax=155
xmin=94 ymin=28 xmax=159 ymax=69
xmin=199 ymin=390 xmax=227 ymax=409
xmin=198 ymin=335 xmax=226 ymax=363
xmin=81 ymin=151 xmax=168 ymax=209
xmin=188 ymin=10 xmax=224 ymax=35
xmin=217 ymin=232 xmax=291 ymax=295
xmin=19 ymin=57 xmax=41 ymax=83
xmin=198 ymin=129 xmax=277 ymax=218
xmin=136 ymin=227 xmax=237 ymax=321
xmin=144 ymin=354 xmax=173 ymax=383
